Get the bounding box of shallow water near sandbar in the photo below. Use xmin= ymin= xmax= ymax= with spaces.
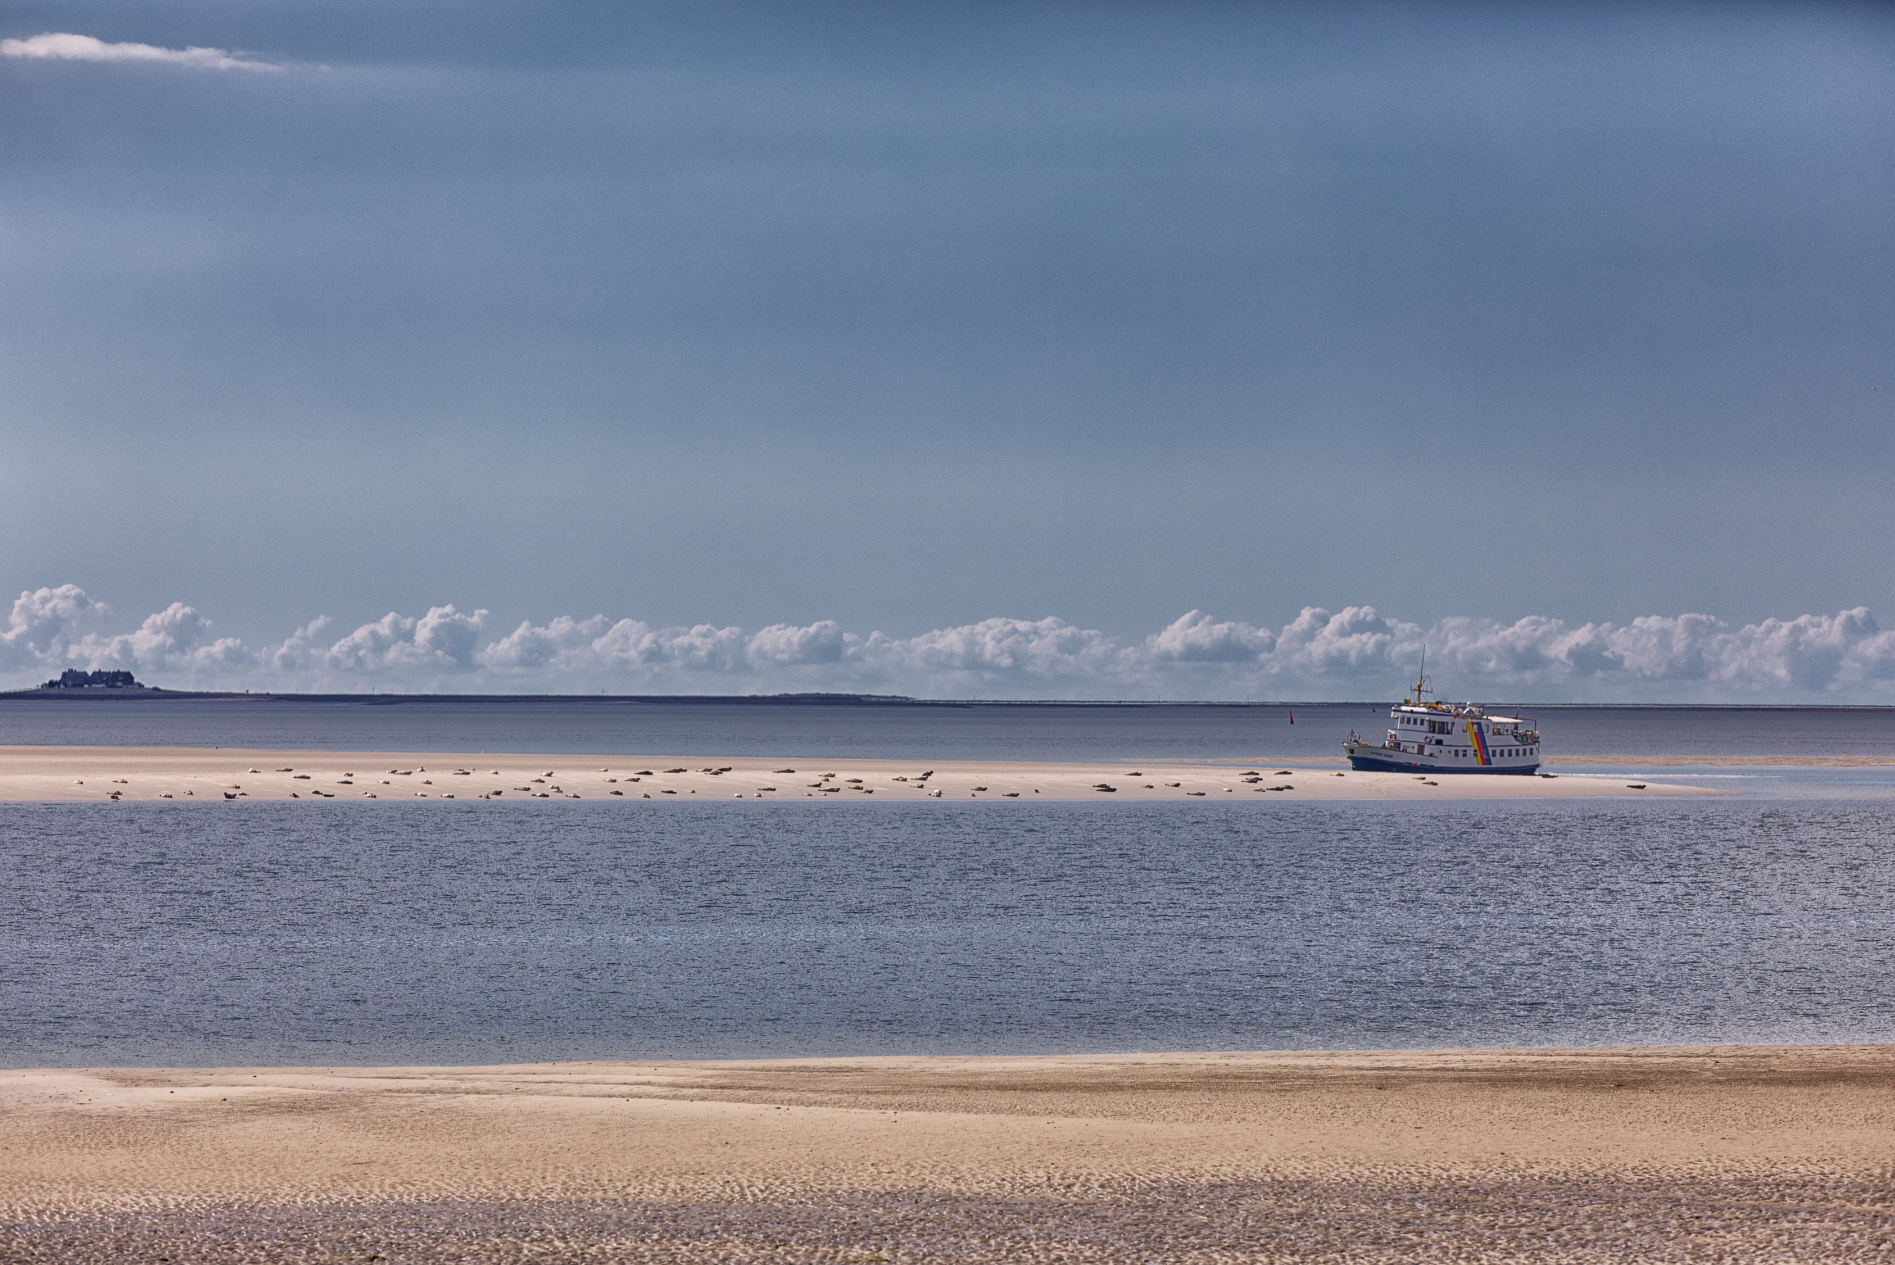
xmin=4 ymin=697 xmax=1894 ymax=762
xmin=5 ymin=794 xmax=1895 ymax=1067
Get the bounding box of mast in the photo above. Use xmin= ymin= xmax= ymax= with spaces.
xmin=1408 ymin=645 xmax=1429 ymax=705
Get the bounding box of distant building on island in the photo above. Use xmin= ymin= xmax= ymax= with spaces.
xmin=41 ymin=669 xmax=143 ymax=690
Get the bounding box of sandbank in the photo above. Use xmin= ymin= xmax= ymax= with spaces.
xmin=4 ymin=1045 xmax=1891 ymax=1261
xmin=0 ymin=745 xmax=1717 ymax=802
xmin=1538 ymin=753 xmax=1895 ymax=766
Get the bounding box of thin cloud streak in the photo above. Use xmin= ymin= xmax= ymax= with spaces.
xmin=5 ymin=585 xmax=1895 ymax=702
xmin=0 ymin=32 xmax=281 ymax=71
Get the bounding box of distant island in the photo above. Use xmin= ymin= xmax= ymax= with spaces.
xmin=0 ymin=684 xmax=1318 ymax=706
xmin=38 ymin=669 xmax=150 ymax=690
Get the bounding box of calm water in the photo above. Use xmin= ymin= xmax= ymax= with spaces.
xmin=2 ymin=697 xmax=1893 ymax=761
xmin=3 ymin=702 xmax=1893 ymax=1067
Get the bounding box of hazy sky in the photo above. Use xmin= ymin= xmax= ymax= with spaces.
xmin=3 ymin=1 xmax=1893 ymax=698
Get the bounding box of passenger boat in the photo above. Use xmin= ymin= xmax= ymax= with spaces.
xmin=1344 ymin=662 xmax=1540 ymax=774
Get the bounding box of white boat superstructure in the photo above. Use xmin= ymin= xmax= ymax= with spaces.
xmin=1343 ymin=662 xmax=1541 ymax=775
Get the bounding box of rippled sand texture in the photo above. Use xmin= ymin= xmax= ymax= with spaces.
xmin=5 ymin=1046 xmax=1892 ymax=1261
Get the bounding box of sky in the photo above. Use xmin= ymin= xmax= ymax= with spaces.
xmin=3 ymin=0 xmax=1892 ymax=700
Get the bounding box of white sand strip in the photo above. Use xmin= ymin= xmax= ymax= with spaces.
xmin=1547 ymin=754 xmax=1895 ymax=766
xmin=0 ymin=746 xmax=1717 ymax=802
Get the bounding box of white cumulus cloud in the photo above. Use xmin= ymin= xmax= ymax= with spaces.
xmin=69 ymin=601 xmax=249 ymax=673
xmin=8 ymin=584 xmax=1895 ymax=701
xmin=264 ymin=617 xmax=332 ymax=674
xmin=321 ymin=606 xmax=488 ymax=674
xmin=1147 ymin=610 xmax=1277 ymax=663
xmin=0 ymin=584 xmax=101 ymax=669
xmin=746 ymin=621 xmax=850 ymax=667
xmin=478 ymin=615 xmax=613 ymax=672
xmin=857 ymin=616 xmax=1132 ymax=687
xmin=1 ymin=32 xmax=280 ymax=70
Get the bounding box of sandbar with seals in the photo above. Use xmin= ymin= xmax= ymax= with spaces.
xmin=0 ymin=746 xmax=1720 ymax=802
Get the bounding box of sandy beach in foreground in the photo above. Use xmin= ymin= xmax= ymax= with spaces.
xmin=4 ymin=1046 xmax=1891 ymax=1261
xmin=0 ymin=746 xmax=1719 ymax=802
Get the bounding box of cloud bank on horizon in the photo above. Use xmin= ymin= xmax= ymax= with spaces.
xmin=5 ymin=585 xmax=1894 ymax=702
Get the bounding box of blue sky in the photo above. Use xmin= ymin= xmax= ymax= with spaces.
xmin=3 ymin=1 xmax=1892 ymax=698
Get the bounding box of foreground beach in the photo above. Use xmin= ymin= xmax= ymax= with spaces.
xmin=0 ymin=746 xmax=1717 ymax=802
xmin=5 ymin=1046 xmax=1891 ymax=1261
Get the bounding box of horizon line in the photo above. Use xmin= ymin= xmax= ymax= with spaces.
xmin=3 ymin=688 xmax=1893 ymax=711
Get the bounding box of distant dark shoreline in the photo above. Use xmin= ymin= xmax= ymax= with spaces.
xmin=0 ymin=690 xmax=1312 ymax=708
xmin=0 ymin=690 xmax=1890 ymax=712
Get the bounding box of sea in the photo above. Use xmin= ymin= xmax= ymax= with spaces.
xmin=3 ymin=698 xmax=1894 ymax=1068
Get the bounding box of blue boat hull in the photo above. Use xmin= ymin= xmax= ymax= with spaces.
xmin=1346 ymin=754 xmax=1541 ymax=775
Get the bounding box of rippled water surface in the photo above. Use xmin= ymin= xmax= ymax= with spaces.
xmin=6 ymin=796 xmax=1894 ymax=1067
xmin=2 ymin=697 xmax=1892 ymax=761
